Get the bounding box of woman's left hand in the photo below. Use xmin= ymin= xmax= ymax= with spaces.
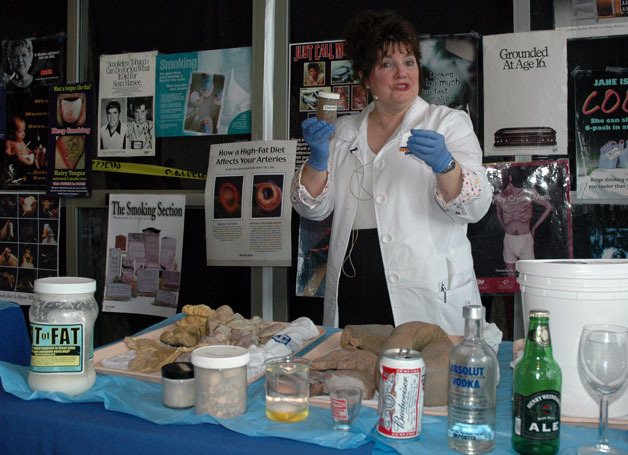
xmin=406 ymin=129 xmax=454 ymax=173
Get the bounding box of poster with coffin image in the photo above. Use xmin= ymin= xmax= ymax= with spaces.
xmin=573 ymin=69 xmax=628 ymax=201
xmin=483 ymin=30 xmax=567 ymax=156
xmin=156 ymin=47 xmax=251 ymax=137
xmin=466 ymin=160 xmax=573 ymax=293
xmin=419 ymin=33 xmax=480 ymax=135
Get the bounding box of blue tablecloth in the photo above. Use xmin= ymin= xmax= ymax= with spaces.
xmin=0 ymin=315 xmax=626 ymax=454
xmin=0 ymin=300 xmax=30 ymax=366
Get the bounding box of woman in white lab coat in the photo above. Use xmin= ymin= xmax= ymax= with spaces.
xmin=290 ymin=10 xmax=492 ymax=334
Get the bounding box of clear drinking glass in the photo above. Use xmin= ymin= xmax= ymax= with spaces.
xmin=265 ymin=356 xmax=311 ymax=423
xmin=577 ymin=324 xmax=628 ymax=455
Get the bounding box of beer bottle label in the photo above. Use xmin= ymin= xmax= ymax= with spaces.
xmin=529 ymin=325 xmax=551 ymax=347
xmin=513 ymin=391 xmax=561 ymax=441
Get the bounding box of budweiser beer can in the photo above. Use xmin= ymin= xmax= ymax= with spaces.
xmin=377 ymin=348 xmax=425 ymax=439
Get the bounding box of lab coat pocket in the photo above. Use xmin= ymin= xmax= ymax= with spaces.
xmin=434 ymin=280 xmax=480 ymax=336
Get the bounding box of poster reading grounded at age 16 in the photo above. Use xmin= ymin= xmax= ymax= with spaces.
xmin=97 ymin=51 xmax=157 ymax=158
xmin=156 ymin=47 xmax=251 ymax=137
xmin=47 ymin=83 xmax=94 ymax=197
xmin=103 ymin=194 xmax=185 ymax=317
xmin=205 ymin=140 xmax=296 ymax=267
xmin=573 ymin=69 xmax=628 ymax=201
xmin=2 ymin=33 xmax=66 ymax=188
xmin=467 ymin=160 xmax=573 ymax=293
xmin=483 ymin=30 xmax=568 ymax=157
xmin=0 ymin=192 xmax=60 ymax=305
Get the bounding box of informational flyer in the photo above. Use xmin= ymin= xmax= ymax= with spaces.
xmin=419 ymin=33 xmax=481 ymax=134
xmin=103 ymin=194 xmax=185 ymax=317
xmin=483 ymin=30 xmax=568 ymax=156
xmin=97 ymin=51 xmax=157 ymax=157
xmin=467 ymin=160 xmax=573 ymax=293
xmin=204 ymin=140 xmax=296 ymax=266
xmin=3 ymin=34 xmax=66 ymax=188
xmin=156 ymin=47 xmax=251 ymax=137
xmin=46 ymin=82 xmax=94 ymax=197
xmin=0 ymin=192 xmax=60 ymax=305
xmin=573 ymin=69 xmax=628 ymax=201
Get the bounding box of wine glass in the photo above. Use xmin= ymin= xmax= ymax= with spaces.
xmin=577 ymin=324 xmax=628 ymax=455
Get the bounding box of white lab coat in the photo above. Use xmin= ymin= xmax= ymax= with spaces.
xmin=291 ymin=97 xmax=492 ymax=334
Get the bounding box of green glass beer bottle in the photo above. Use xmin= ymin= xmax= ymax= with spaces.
xmin=512 ymin=310 xmax=562 ymax=454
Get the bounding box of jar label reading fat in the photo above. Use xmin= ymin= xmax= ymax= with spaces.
xmin=30 ymin=323 xmax=84 ymax=373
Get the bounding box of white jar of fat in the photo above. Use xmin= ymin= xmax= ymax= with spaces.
xmin=28 ymin=277 xmax=98 ymax=395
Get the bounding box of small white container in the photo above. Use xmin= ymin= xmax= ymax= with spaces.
xmin=28 ymin=277 xmax=98 ymax=395
xmin=191 ymin=345 xmax=249 ymax=418
xmin=161 ymin=362 xmax=195 ymax=409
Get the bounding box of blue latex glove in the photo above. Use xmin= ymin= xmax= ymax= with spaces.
xmin=301 ymin=117 xmax=335 ymax=171
xmin=406 ymin=129 xmax=454 ymax=173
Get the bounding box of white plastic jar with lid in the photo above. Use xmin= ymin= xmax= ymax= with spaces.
xmin=28 ymin=277 xmax=98 ymax=395
xmin=191 ymin=345 xmax=250 ymax=418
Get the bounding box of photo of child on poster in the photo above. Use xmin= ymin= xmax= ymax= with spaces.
xmin=467 ymin=160 xmax=573 ymax=293
xmin=184 ymin=72 xmax=224 ymax=135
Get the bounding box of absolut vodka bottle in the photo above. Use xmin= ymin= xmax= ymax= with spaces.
xmin=447 ymin=305 xmax=498 ymax=454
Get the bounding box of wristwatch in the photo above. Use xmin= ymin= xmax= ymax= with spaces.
xmin=439 ymin=159 xmax=456 ymax=174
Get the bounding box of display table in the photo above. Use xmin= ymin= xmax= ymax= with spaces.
xmin=0 ymin=316 xmax=626 ymax=454
xmin=0 ymin=301 xmax=30 ymax=366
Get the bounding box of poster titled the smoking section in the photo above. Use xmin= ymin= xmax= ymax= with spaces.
xmin=205 ymin=140 xmax=296 ymax=267
xmin=103 ymin=194 xmax=185 ymax=317
xmin=97 ymin=51 xmax=157 ymax=158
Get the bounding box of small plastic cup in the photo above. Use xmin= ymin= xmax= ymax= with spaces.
xmin=316 ymin=91 xmax=340 ymax=124
xmin=330 ymin=386 xmax=363 ymax=430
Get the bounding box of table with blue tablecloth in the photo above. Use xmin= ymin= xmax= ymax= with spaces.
xmin=0 ymin=314 xmax=626 ymax=454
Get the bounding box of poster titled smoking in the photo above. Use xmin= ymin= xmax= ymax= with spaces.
xmin=103 ymin=194 xmax=185 ymax=317
xmin=467 ymin=160 xmax=572 ymax=293
xmin=97 ymin=51 xmax=157 ymax=158
xmin=46 ymin=83 xmax=94 ymax=197
xmin=204 ymin=140 xmax=296 ymax=266
xmin=156 ymin=47 xmax=251 ymax=137
xmin=0 ymin=192 xmax=60 ymax=305
xmin=419 ymin=33 xmax=481 ymax=134
xmin=2 ymin=33 xmax=66 ymax=188
xmin=573 ymin=69 xmax=628 ymax=201
xmin=483 ymin=30 xmax=568 ymax=156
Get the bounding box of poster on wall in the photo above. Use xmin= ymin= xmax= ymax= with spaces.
xmin=419 ymin=33 xmax=481 ymax=134
xmin=46 ymin=83 xmax=94 ymax=197
xmin=2 ymin=34 xmax=66 ymax=188
xmin=156 ymin=47 xmax=251 ymax=137
xmin=0 ymin=192 xmax=60 ymax=305
xmin=102 ymin=194 xmax=185 ymax=317
xmin=483 ymin=30 xmax=568 ymax=156
xmin=289 ymin=40 xmax=368 ymax=170
xmin=573 ymin=69 xmax=628 ymax=201
xmin=204 ymin=140 xmax=296 ymax=266
xmin=97 ymin=51 xmax=157 ymax=158
xmin=467 ymin=160 xmax=572 ymax=293
xmin=554 ymin=0 xmax=628 ymax=37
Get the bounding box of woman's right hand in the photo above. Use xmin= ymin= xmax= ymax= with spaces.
xmin=301 ymin=117 xmax=335 ymax=171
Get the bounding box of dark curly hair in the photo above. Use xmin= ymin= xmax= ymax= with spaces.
xmin=343 ymin=9 xmax=421 ymax=85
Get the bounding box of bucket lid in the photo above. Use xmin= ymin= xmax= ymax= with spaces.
xmin=34 ymin=277 xmax=96 ymax=294
xmin=191 ymin=345 xmax=249 ymax=369
xmin=516 ymin=259 xmax=628 ymax=279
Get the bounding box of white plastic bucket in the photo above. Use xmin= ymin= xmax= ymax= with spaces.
xmin=516 ymin=259 xmax=628 ymax=421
